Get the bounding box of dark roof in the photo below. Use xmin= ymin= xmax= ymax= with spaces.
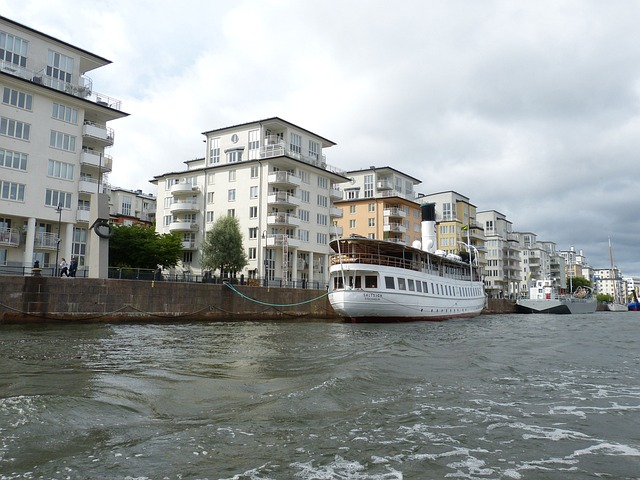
xmin=201 ymin=117 xmax=336 ymax=147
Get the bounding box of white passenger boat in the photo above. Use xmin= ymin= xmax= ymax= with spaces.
xmin=328 ymin=204 xmax=486 ymax=322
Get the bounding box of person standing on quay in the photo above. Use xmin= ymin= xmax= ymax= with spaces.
xmin=69 ymin=258 xmax=78 ymax=277
xmin=59 ymin=258 xmax=69 ymax=277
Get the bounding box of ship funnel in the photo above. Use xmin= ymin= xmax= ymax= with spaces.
xmin=420 ymin=203 xmax=437 ymax=253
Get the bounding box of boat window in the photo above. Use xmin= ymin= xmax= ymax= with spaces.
xmin=385 ymin=276 xmax=395 ymax=289
xmin=408 ymin=279 xmax=415 ymax=291
xmin=365 ymin=275 xmax=377 ymax=288
xmin=398 ymin=278 xmax=406 ymax=290
xmin=348 ymin=275 xmax=362 ymax=289
xmin=423 ymin=282 xmax=429 ymax=293
xmin=431 ymin=282 xmax=434 ymax=293
xmin=334 ymin=277 xmax=344 ymax=289
xmin=415 ymin=281 xmax=422 ymax=293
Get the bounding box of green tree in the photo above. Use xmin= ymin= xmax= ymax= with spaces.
xmin=567 ymin=276 xmax=591 ymax=293
xmin=201 ymin=216 xmax=248 ymax=277
xmin=109 ymin=224 xmax=182 ymax=269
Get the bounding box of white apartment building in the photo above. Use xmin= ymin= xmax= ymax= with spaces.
xmin=593 ymin=267 xmax=625 ymax=300
xmin=108 ymin=186 xmax=156 ymax=226
xmin=152 ymin=117 xmax=349 ymax=287
xmin=0 ymin=16 xmax=127 ymax=276
xmin=477 ymin=210 xmax=520 ymax=298
xmin=515 ymin=232 xmax=565 ymax=292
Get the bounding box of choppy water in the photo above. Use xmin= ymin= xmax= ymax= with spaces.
xmin=1 ymin=312 xmax=639 ymax=479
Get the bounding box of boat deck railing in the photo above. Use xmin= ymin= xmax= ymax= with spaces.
xmin=330 ymin=252 xmax=477 ymax=282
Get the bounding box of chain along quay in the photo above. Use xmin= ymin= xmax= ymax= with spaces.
xmin=0 ymin=276 xmax=520 ymax=323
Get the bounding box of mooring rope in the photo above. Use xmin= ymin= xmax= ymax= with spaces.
xmin=224 ymin=282 xmax=329 ymax=307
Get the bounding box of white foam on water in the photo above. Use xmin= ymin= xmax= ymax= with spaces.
xmin=291 ymin=455 xmax=402 ymax=479
xmin=570 ymin=442 xmax=640 ymax=457
xmin=487 ymin=421 xmax=590 ymax=441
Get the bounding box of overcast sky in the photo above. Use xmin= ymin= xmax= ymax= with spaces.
xmin=5 ymin=0 xmax=640 ymax=276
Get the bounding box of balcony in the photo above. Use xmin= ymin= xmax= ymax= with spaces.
xmin=329 ymin=207 xmax=343 ymax=218
xmin=259 ymin=140 xmax=346 ymax=176
xmin=267 ymin=213 xmax=301 ymax=227
xmin=170 ymin=200 xmax=199 ymax=213
xmin=330 ymin=186 xmax=343 ymax=200
xmin=267 ymin=191 xmax=300 ymax=206
xmin=76 ymin=208 xmax=91 ymax=223
xmin=0 ymin=227 xmax=20 ymax=247
xmin=329 ymin=225 xmax=343 ymax=236
xmin=182 ymin=240 xmax=197 ymax=250
xmin=34 ymin=231 xmax=58 ymax=250
xmin=383 ymin=207 xmax=407 ymax=219
xmin=0 ymin=59 xmax=123 ymax=111
xmin=82 ymin=121 xmax=115 ymax=147
xmin=169 ymin=221 xmax=199 ymax=233
xmin=265 ymin=234 xmax=300 ymax=248
xmin=377 ymin=179 xmax=393 ymax=190
xmin=79 ymin=177 xmax=104 ymax=194
xmin=384 ymin=222 xmax=407 ymax=233
xmin=80 ymin=149 xmax=113 ymax=172
xmin=171 ymin=182 xmax=200 ymax=195
xmin=268 ymin=171 xmax=301 ymax=187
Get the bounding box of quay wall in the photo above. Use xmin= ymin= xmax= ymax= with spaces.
xmin=0 ymin=276 xmax=515 ymax=323
xmin=0 ymin=276 xmax=338 ymax=323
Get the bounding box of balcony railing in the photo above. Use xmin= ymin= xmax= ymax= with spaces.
xmin=0 ymin=227 xmax=20 ymax=247
xmin=80 ymin=149 xmax=113 ymax=172
xmin=0 ymin=59 xmax=123 ymax=111
xmin=170 ymin=200 xmax=199 ymax=213
xmin=267 ymin=191 xmax=301 ymax=206
xmin=383 ymin=207 xmax=407 ymax=218
xmin=267 ymin=213 xmax=301 ymax=226
xmin=268 ymin=171 xmax=302 ymax=186
xmin=34 ymin=231 xmax=58 ymax=249
xmin=79 ymin=177 xmax=104 ymax=194
xmin=82 ymin=121 xmax=115 ymax=146
xmin=383 ymin=222 xmax=407 ymax=233
xmin=259 ymin=141 xmax=346 ymax=176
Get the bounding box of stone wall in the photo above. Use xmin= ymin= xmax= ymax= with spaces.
xmin=0 ymin=276 xmax=337 ymax=323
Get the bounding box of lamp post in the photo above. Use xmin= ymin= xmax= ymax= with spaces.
xmin=262 ymin=230 xmax=268 ymax=286
xmin=54 ymin=203 xmax=62 ymax=277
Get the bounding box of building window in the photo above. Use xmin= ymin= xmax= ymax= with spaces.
xmin=250 ymin=166 xmax=259 ymax=178
xmin=52 ymin=103 xmax=78 ymax=124
xmin=249 ymin=227 xmax=258 ymax=239
xmin=443 ymin=203 xmax=452 ymax=221
xmin=308 ymin=140 xmax=319 ymax=160
xmin=227 ymin=209 xmax=235 ymax=217
xmin=47 ymin=159 xmax=74 ymax=180
xmin=290 ymin=133 xmax=302 ymax=154
xmin=226 ymin=149 xmax=243 ymax=163
xmin=317 ymin=214 xmax=328 ymax=226
xmin=350 ymin=219 xmax=356 ymax=229
xmin=346 ymin=189 xmax=359 ymax=199
xmin=183 ymin=252 xmax=193 ymax=263
xmin=250 ymin=186 xmax=258 ymax=198
xmin=0 ymin=32 xmax=28 ymax=67
xmin=0 ymin=181 xmax=25 ymax=201
xmin=122 ymin=196 xmax=132 ymax=216
xmin=47 ymin=50 xmax=74 ymax=90
xmin=206 ymin=211 xmax=215 ymax=222
xmin=248 ymin=206 xmax=257 ymax=218
xmin=368 ymin=218 xmax=375 ymax=227
xmin=317 ymin=195 xmax=328 ymax=207
xmin=209 ymin=138 xmax=220 ymax=164
xmin=207 ymin=192 xmax=215 ymax=203
xmin=49 ymin=130 xmax=76 ymax=152
xmin=45 ymin=189 xmax=71 ymax=208
xmin=350 ymin=205 xmax=356 ymax=214
xmin=368 ymin=203 xmax=375 ymax=212
xmin=364 ymin=174 xmax=373 ymax=198
xmin=1 ymin=117 xmax=30 ymax=140
xmin=299 ymin=209 xmax=309 ymax=222
xmin=0 ymin=148 xmax=27 ymax=171
xmin=317 ymin=232 xmax=327 ymax=244
xmin=248 ymin=247 xmax=257 ymax=260
xmin=72 ymin=227 xmax=87 ymax=268
xmin=299 ymin=170 xmax=310 ymax=183
xmin=248 ymin=129 xmax=259 ymax=159
xmin=2 ymin=87 xmax=32 ymax=111
xmin=228 ymin=169 xmax=236 ymax=182
xmin=317 ymin=176 xmax=328 ymax=189
xmin=228 ymin=189 xmax=236 ymax=201
xmin=299 ymin=229 xmax=310 ymax=242
xmin=300 ymin=190 xmax=310 ymax=203
xmin=164 ymin=215 xmax=172 ymax=226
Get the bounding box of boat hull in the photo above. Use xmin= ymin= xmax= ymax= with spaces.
xmin=607 ymin=302 xmax=628 ymax=312
xmin=516 ymin=297 xmax=597 ymax=315
xmin=329 ymin=289 xmax=485 ymax=322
